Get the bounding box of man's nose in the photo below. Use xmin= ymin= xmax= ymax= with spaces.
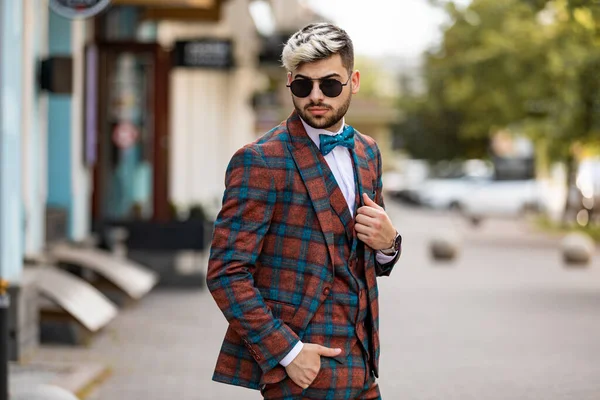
xmin=308 ymin=81 xmax=324 ymax=102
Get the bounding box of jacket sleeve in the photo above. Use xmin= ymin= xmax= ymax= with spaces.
xmin=206 ymin=146 xmax=300 ymax=374
xmin=373 ymin=146 xmax=401 ymax=277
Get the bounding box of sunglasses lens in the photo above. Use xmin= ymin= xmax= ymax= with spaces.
xmin=289 ymin=79 xmax=346 ymax=98
xmin=290 ymin=80 xmax=313 ymax=98
xmin=320 ymin=79 xmax=343 ymax=97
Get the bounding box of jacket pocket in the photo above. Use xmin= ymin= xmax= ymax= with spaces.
xmin=264 ymin=299 xmax=297 ymax=324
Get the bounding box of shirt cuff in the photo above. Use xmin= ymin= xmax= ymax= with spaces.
xmin=376 ymin=250 xmax=397 ymax=264
xmin=279 ymin=341 xmax=304 ymax=367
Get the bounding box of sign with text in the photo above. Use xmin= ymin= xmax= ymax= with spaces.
xmin=173 ymin=39 xmax=234 ymax=69
xmin=49 ymin=0 xmax=112 ymax=19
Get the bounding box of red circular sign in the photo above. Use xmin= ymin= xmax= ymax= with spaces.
xmin=112 ymin=122 xmax=139 ymax=149
xmin=49 ymin=0 xmax=112 ymax=20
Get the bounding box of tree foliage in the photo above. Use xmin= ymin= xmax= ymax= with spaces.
xmin=398 ymin=0 xmax=600 ymax=162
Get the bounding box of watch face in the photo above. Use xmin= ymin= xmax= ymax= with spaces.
xmin=394 ymin=233 xmax=402 ymax=251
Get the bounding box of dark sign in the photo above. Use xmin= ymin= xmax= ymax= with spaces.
xmin=173 ymin=39 xmax=234 ymax=69
xmin=259 ymin=32 xmax=294 ymax=65
xmin=49 ymin=0 xmax=112 ymax=19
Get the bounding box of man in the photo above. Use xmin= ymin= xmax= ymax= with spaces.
xmin=207 ymin=23 xmax=401 ymax=399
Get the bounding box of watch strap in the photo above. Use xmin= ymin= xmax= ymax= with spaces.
xmin=380 ymin=231 xmax=400 ymax=255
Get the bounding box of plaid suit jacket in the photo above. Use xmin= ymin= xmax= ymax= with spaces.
xmin=207 ymin=111 xmax=400 ymax=390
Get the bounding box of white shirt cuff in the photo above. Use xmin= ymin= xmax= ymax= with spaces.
xmin=280 ymin=341 xmax=304 ymax=367
xmin=376 ymin=250 xmax=397 ymax=264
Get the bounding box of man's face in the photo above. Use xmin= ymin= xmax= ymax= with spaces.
xmin=287 ymin=54 xmax=360 ymax=131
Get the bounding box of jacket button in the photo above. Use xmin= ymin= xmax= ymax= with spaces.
xmin=323 ymin=287 xmax=330 ymax=295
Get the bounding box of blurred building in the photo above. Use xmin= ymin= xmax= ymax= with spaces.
xmin=2 ymin=0 xmax=403 ymax=330
xmin=159 ymin=0 xmax=263 ymax=219
xmin=88 ymin=1 xmax=253 ymax=224
xmin=1 ymin=0 xmax=96 ymax=363
xmin=1 ymin=0 xmax=260 ymax=362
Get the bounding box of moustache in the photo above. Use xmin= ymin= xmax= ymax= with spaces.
xmin=304 ymin=103 xmax=332 ymax=110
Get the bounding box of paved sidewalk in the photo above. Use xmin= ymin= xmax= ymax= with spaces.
xmin=10 ymin=361 xmax=109 ymax=398
xmin=27 ymin=204 xmax=600 ymax=399
xmin=34 ymin=287 xmax=252 ymax=400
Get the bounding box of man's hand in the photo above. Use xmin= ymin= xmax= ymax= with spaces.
xmin=355 ymin=193 xmax=396 ymax=251
xmin=284 ymin=344 xmax=341 ymax=389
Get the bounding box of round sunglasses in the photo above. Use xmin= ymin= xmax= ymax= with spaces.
xmin=287 ymin=75 xmax=351 ymax=98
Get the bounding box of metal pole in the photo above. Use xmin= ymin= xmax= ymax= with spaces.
xmin=0 ymin=281 xmax=8 ymax=400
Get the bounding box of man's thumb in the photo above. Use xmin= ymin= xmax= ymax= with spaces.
xmin=363 ymin=193 xmax=379 ymax=207
xmin=317 ymin=345 xmax=342 ymax=357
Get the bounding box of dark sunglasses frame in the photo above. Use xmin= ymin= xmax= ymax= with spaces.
xmin=287 ymin=75 xmax=352 ymax=98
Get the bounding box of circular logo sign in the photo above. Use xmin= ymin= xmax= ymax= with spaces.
xmin=49 ymin=0 xmax=112 ymax=20
xmin=112 ymin=122 xmax=139 ymax=149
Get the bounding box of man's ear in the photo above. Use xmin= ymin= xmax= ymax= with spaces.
xmin=287 ymin=72 xmax=293 ymax=86
xmin=351 ymin=70 xmax=360 ymax=94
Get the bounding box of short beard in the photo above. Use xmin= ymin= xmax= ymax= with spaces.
xmin=293 ymin=93 xmax=352 ymax=130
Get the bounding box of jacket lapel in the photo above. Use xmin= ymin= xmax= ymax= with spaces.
xmin=285 ymin=112 xmax=336 ymax=270
xmin=352 ymin=135 xmax=375 ymax=265
xmin=323 ymin=164 xmax=355 ymax=245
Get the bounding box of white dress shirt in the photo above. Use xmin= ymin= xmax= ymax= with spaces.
xmin=279 ymin=117 xmax=396 ymax=367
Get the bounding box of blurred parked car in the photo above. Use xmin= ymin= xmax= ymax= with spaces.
xmin=417 ymin=174 xmax=487 ymax=210
xmin=414 ymin=159 xmax=492 ymax=209
xmin=411 ymin=158 xmax=549 ymax=225
xmin=383 ymin=159 xmax=429 ymax=204
xmin=460 ymin=178 xmax=548 ymax=225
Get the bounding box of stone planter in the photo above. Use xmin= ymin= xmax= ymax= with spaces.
xmin=561 ymin=232 xmax=595 ymax=266
xmin=429 ymin=231 xmax=461 ymax=262
xmin=100 ymin=219 xmax=214 ymax=288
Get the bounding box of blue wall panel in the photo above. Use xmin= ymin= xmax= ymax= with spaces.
xmin=0 ymin=1 xmax=24 ymax=282
xmin=46 ymin=11 xmax=73 ymax=237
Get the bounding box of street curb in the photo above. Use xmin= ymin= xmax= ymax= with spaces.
xmin=10 ymin=361 xmax=111 ymax=399
xmin=73 ymin=365 xmax=112 ymax=399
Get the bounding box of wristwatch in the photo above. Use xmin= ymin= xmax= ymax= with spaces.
xmin=380 ymin=231 xmax=401 ymax=256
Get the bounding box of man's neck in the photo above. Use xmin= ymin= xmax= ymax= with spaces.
xmin=299 ymin=117 xmax=345 ymax=135
xmin=324 ymin=120 xmax=344 ymax=133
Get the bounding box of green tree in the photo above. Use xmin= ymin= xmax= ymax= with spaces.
xmin=400 ymin=0 xmax=600 ymax=162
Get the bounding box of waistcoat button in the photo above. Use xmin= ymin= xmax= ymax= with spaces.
xmin=323 ymin=287 xmax=330 ymax=295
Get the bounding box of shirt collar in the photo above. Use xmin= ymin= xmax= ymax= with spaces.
xmin=299 ymin=116 xmax=346 ymax=148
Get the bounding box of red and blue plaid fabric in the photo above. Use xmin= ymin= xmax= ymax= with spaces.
xmin=261 ymin=343 xmax=381 ymax=399
xmin=259 ymin=151 xmax=379 ymax=399
xmin=207 ymin=112 xmax=400 ymax=394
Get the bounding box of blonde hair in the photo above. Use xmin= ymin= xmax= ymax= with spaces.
xmin=281 ymin=23 xmax=354 ymax=72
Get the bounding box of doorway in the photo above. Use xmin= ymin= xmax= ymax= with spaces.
xmin=92 ymin=42 xmax=170 ymax=223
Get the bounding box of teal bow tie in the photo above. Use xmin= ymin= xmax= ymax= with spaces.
xmin=319 ymin=125 xmax=355 ymax=156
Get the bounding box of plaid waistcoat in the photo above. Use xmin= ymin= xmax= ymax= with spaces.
xmin=310 ymin=152 xmax=371 ymax=363
xmin=207 ymin=112 xmax=400 ymax=390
